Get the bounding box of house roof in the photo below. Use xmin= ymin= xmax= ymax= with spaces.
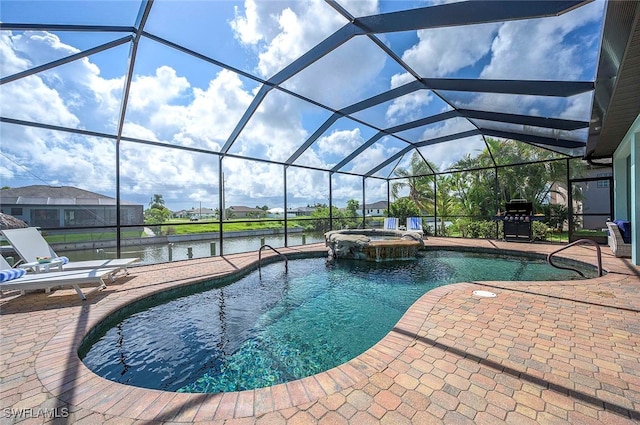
xmin=228 ymin=206 xmax=265 ymax=213
xmin=365 ymin=201 xmax=388 ymax=209
xmin=585 ymin=0 xmax=640 ymax=159
xmin=0 ymin=185 xmax=141 ymax=206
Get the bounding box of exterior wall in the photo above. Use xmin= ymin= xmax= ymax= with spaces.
xmin=360 ymin=202 xmax=388 ymax=217
xmin=1 ymin=205 xmax=143 ymax=228
xmin=579 ymin=169 xmax=613 ymax=230
xmin=363 ymin=208 xmax=386 ymax=217
xmin=613 ymin=114 xmax=640 ymax=265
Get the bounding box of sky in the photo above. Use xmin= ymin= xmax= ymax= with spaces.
xmin=0 ymin=0 xmax=605 ymax=211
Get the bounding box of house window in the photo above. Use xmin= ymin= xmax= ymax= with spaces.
xmin=10 ymin=207 xmax=22 ymax=216
xmin=596 ymin=172 xmax=612 ymax=188
xmin=64 ymin=209 xmax=99 ymax=226
xmin=31 ymin=209 xmax=59 ymax=228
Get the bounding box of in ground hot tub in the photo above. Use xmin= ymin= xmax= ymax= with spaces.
xmin=324 ymin=229 xmax=424 ymax=261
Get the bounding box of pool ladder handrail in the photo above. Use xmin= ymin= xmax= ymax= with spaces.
xmin=258 ymin=244 xmax=288 ymax=278
xmin=546 ymin=239 xmax=603 ymax=278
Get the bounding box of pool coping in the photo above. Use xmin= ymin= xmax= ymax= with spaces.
xmin=3 ymin=238 xmax=640 ymax=423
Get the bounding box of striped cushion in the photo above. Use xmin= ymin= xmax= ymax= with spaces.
xmin=0 ymin=268 xmax=26 ymax=282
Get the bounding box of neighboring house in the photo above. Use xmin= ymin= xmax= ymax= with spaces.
xmin=580 ymin=168 xmax=613 ymax=229
xmin=286 ymin=206 xmax=316 ymax=217
xmin=549 ymin=166 xmax=613 ymax=230
xmin=227 ymin=206 xmax=266 ymax=218
xmin=0 ymin=185 xmax=144 ymax=228
xmin=174 ymin=207 xmax=217 ymax=220
xmin=362 ymin=201 xmax=388 ymax=217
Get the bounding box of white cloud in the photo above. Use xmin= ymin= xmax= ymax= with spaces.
xmin=127 ymin=66 xmax=190 ymax=111
xmin=331 ymin=173 xmax=363 ymax=204
xmin=418 ymin=118 xmax=485 ymax=170
xmin=317 ymin=128 xmax=364 ymax=157
xmin=1 ymin=30 xmax=124 ymax=132
xmin=230 ymin=0 xmax=264 ymax=45
xmin=419 ymin=135 xmax=486 ymax=171
xmin=223 ymin=157 xmax=284 ymax=205
xmin=385 ymin=89 xmax=434 ymax=125
xmin=228 ymin=90 xmax=308 ymax=162
xmin=231 ymin=0 xmax=362 ymax=78
xmin=481 ymin=7 xmax=601 ymax=81
xmin=0 ymin=32 xmax=32 ymax=76
xmin=0 ymin=1 xmax=604 ymax=211
xmin=402 ymin=24 xmax=498 ymax=77
xmin=230 ymin=0 xmax=384 ymax=109
xmin=124 ymin=69 xmax=254 ymax=152
xmin=287 ymin=167 xmax=329 ymax=203
xmin=347 ymin=142 xmax=398 ymax=175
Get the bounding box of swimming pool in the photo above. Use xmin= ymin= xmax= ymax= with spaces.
xmin=79 ymin=250 xmax=597 ymax=393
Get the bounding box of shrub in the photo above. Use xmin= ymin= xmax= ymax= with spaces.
xmin=424 ymin=224 xmax=435 ymax=237
xmin=531 ymin=221 xmax=550 ymax=241
xmin=466 ymin=220 xmax=496 ymax=238
xmin=452 ymin=219 xmax=497 ymax=238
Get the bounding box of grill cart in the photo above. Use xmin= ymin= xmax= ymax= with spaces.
xmin=493 ymin=199 xmax=544 ymax=242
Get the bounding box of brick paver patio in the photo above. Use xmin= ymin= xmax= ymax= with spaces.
xmin=1 ymin=238 xmax=639 ymax=424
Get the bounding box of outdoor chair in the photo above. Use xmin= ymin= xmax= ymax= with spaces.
xmin=606 ymin=221 xmax=632 ymax=258
xmin=383 ymin=217 xmax=399 ymax=231
xmin=0 ymin=255 xmax=120 ymax=300
xmin=406 ymin=217 xmax=423 ymax=234
xmin=1 ymin=227 xmax=139 ymax=273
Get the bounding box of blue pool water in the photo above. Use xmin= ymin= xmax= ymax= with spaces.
xmin=80 ymin=250 xmax=595 ymax=393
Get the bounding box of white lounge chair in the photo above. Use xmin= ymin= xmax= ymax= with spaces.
xmin=406 ymin=217 xmax=423 ymax=234
xmin=1 ymin=228 xmax=139 ymax=273
xmin=0 ymin=256 xmax=119 ymax=300
xmin=383 ymin=217 xmax=399 ymax=230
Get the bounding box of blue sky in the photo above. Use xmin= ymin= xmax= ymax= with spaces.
xmin=0 ymin=0 xmax=605 ymax=211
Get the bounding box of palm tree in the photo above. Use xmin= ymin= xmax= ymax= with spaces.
xmin=391 ymin=152 xmax=438 ymax=214
xmin=149 ymin=194 xmax=165 ymax=209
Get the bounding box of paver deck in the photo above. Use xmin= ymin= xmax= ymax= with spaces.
xmin=1 ymin=238 xmax=639 ymax=424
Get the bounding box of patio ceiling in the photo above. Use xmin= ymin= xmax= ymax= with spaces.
xmin=1 ymin=0 xmax=630 ymax=182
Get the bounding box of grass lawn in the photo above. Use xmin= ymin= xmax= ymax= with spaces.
xmin=42 ymin=230 xmax=145 ymax=243
xmin=161 ymin=218 xmax=307 ymax=235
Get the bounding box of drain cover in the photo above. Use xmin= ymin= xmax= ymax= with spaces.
xmin=473 ymin=290 xmax=497 ymax=298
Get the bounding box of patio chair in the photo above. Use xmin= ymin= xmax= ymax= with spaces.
xmin=1 ymin=227 xmax=140 ymax=273
xmin=406 ymin=217 xmax=423 ymax=234
xmin=0 ymin=255 xmax=119 ymax=300
xmin=383 ymin=217 xmax=399 ymax=231
xmin=606 ymin=221 xmax=632 ymax=258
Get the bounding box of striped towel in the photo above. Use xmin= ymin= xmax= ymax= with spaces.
xmin=0 ymin=268 xmax=26 ymax=282
xmin=54 ymin=256 xmax=70 ymax=264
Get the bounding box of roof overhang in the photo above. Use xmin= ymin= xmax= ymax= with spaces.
xmin=586 ymin=0 xmax=640 ymax=160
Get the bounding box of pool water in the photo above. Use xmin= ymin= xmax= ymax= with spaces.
xmin=80 ymin=250 xmax=595 ymax=393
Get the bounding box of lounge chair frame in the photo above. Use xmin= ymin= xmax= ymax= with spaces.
xmin=1 ymin=228 xmax=139 ymax=273
xmin=0 ymin=256 xmax=119 ymax=300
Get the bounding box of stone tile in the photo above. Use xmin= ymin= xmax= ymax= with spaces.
xmin=1 ymin=241 xmax=639 ymax=424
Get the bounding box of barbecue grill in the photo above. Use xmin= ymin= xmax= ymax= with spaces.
xmin=493 ymin=199 xmax=544 ymax=242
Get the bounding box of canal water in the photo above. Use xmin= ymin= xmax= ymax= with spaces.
xmin=58 ymin=233 xmax=326 ymax=265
